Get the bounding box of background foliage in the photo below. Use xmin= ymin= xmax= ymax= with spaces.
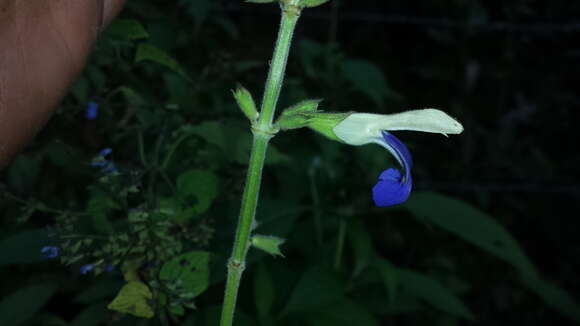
xmin=1 ymin=0 xmax=579 ymax=325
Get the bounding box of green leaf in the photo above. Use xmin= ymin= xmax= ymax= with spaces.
xmin=254 ymin=263 xmax=275 ymax=318
xmin=251 ymin=234 xmax=285 ymax=257
xmin=283 ymin=265 xmax=343 ymax=314
xmin=404 ymin=192 xmax=539 ymax=280
xmin=176 ymin=169 xmax=219 ymax=216
xmin=374 ymin=258 xmax=398 ymax=303
xmin=523 ymin=277 xmax=580 ymax=322
xmin=300 ymin=0 xmax=331 ymax=8
xmin=0 ymin=283 xmax=58 ymax=325
xmin=281 ymin=99 xmax=322 ymax=116
xmin=159 ymin=251 xmax=210 ymax=298
xmin=0 ymin=229 xmax=50 ymax=266
xmin=70 ymin=303 xmax=109 ymax=326
xmin=398 ymin=268 xmax=473 ymax=319
xmin=340 ymin=59 xmax=401 ymax=107
xmin=107 ymin=281 xmax=154 ymax=318
xmin=135 ymin=43 xmax=189 ymax=79
xmin=74 ymin=280 xmax=124 ymax=304
xmin=306 ymin=299 xmax=379 ymax=326
xmin=347 ymin=220 xmax=374 ymax=277
xmin=106 ymin=19 xmax=149 ymax=40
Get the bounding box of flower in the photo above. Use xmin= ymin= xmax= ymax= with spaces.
xmin=41 ymin=246 xmax=59 ymax=258
xmin=91 ymin=147 xmax=118 ymax=173
xmin=80 ymin=264 xmax=94 ymax=274
xmin=332 ymin=109 xmax=463 ymax=206
xmin=86 ymin=101 xmax=99 ymax=120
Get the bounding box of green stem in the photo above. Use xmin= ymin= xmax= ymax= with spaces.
xmin=219 ymin=4 xmax=301 ymax=326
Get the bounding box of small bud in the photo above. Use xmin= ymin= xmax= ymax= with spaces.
xmin=232 ymin=86 xmax=259 ymax=122
xmin=251 ymin=234 xmax=285 ymax=257
xmin=281 ymin=99 xmax=322 ymax=116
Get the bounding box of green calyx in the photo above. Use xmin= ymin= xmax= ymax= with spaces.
xmin=306 ymin=111 xmax=351 ymax=141
xmin=275 ymin=99 xmax=322 ymax=130
xmin=232 ymin=85 xmax=259 ymax=122
xmin=274 ymin=98 xmax=350 ymax=141
xmin=251 ymin=234 xmax=285 ymax=257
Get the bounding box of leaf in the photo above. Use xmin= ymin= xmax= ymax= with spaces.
xmin=306 ymin=299 xmax=379 ymax=326
xmin=347 ymin=220 xmax=374 ymax=277
xmin=0 ymin=229 xmax=51 ymax=266
xmin=397 ymin=268 xmax=473 ymax=319
xmin=176 ymin=170 xmax=219 ymax=216
xmin=74 ymin=280 xmax=124 ymax=304
xmin=340 ymin=59 xmax=401 ymax=107
xmin=70 ymin=303 xmax=109 ymax=326
xmin=374 ymin=258 xmax=398 ymax=303
xmin=0 ymin=283 xmax=58 ymax=325
xmin=135 ymin=43 xmax=189 ymax=79
xmin=254 ymin=263 xmax=275 ymax=318
xmin=404 ymin=192 xmax=539 ymax=280
xmin=106 ymin=19 xmax=149 ymax=40
xmin=523 ymin=277 xmax=580 ymax=322
xmin=159 ymin=251 xmax=210 ymax=298
xmin=107 ymin=281 xmax=154 ymax=318
xmin=282 ymin=265 xmax=343 ymax=314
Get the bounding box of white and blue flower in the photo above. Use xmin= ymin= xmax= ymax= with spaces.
xmin=332 ymin=109 xmax=463 ymax=206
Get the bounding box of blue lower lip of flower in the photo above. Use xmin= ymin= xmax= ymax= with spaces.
xmin=80 ymin=264 xmax=94 ymax=274
xmin=86 ymin=101 xmax=99 ymax=120
xmin=372 ymin=131 xmax=414 ymax=206
xmin=372 ymin=168 xmax=412 ymax=206
xmin=41 ymin=246 xmax=59 ymax=258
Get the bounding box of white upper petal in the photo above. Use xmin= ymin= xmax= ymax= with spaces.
xmin=333 ymin=108 xmax=463 ymax=145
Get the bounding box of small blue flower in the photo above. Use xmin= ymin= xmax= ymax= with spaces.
xmin=80 ymin=264 xmax=94 ymax=274
xmin=99 ymin=147 xmax=112 ymax=156
xmin=105 ymin=264 xmax=114 ymax=272
xmin=372 ymin=131 xmax=413 ymax=206
xmin=41 ymin=246 xmax=59 ymax=258
xmin=86 ymin=101 xmax=99 ymax=120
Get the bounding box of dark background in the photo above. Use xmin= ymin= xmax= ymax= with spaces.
xmin=1 ymin=1 xmax=579 ymax=325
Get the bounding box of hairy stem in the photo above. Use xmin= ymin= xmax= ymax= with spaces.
xmin=219 ymin=4 xmax=301 ymax=326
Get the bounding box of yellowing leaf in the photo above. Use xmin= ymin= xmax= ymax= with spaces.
xmin=107 ymin=282 xmax=154 ymax=319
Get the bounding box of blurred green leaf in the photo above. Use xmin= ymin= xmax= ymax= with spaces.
xmin=347 ymin=220 xmax=374 ymax=277
xmin=159 ymin=250 xmax=210 ymax=297
xmin=107 ymin=281 xmax=154 ymax=318
xmin=374 ymin=258 xmax=398 ymax=304
xmin=135 ymin=43 xmax=189 ymax=79
xmin=398 ymin=268 xmax=473 ymax=320
xmin=283 ymin=265 xmax=343 ymax=314
xmin=107 ymin=19 xmax=149 ymax=40
xmin=340 ymin=59 xmax=401 ymax=107
xmin=524 ymin=277 xmax=580 ymax=322
xmin=404 ymin=192 xmax=539 ymax=280
xmin=0 ymin=283 xmax=58 ymax=325
xmin=306 ymin=299 xmax=379 ymax=326
xmin=74 ymin=280 xmax=124 ymax=304
xmin=70 ymin=302 xmax=109 ymax=326
xmin=300 ymin=0 xmax=331 ymax=8
xmin=176 ymin=169 xmax=219 ymax=216
xmin=254 ymin=263 xmax=275 ymax=318
xmin=6 ymin=154 xmax=40 ymax=193
xmin=0 ymin=229 xmax=50 ymax=266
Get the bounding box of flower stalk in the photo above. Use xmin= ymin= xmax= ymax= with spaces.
xmin=219 ymin=3 xmax=301 ymax=326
